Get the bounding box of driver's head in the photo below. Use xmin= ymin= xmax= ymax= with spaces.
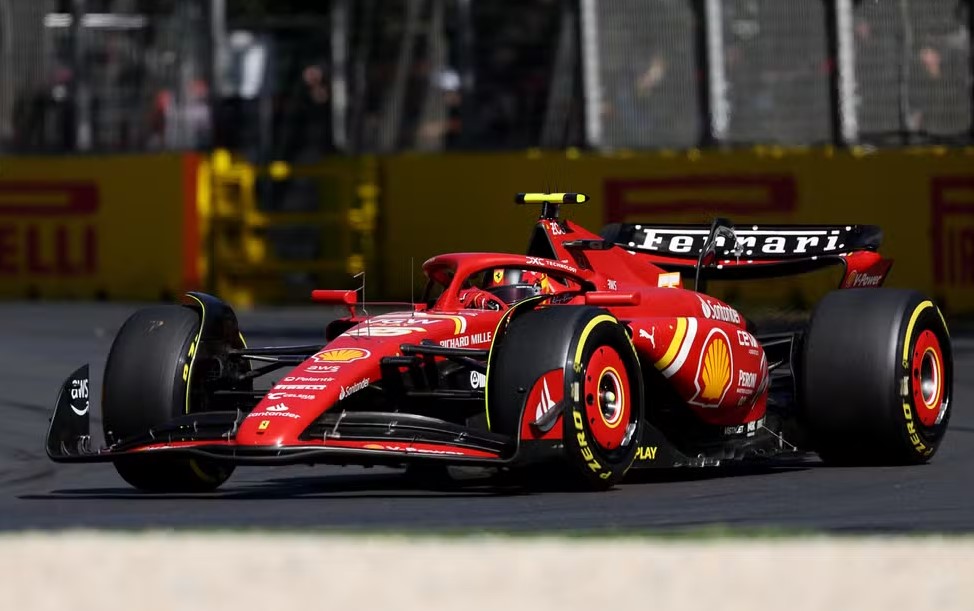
xmin=486 ymin=269 xmax=554 ymax=304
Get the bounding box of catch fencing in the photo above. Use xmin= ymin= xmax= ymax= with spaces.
xmin=0 ymin=0 xmax=212 ymax=153
xmin=3 ymin=1 xmax=969 ymax=154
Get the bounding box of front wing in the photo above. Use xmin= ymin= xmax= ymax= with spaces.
xmin=47 ymin=365 xmax=516 ymax=467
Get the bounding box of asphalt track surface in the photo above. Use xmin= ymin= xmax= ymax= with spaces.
xmin=2 ymin=302 xmax=972 ymax=533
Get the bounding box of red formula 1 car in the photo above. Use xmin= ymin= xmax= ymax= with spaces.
xmin=46 ymin=193 xmax=952 ymax=491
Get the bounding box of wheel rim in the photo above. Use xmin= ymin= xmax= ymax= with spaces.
xmin=583 ymin=345 xmax=630 ymax=450
xmin=912 ymin=329 xmax=946 ymax=427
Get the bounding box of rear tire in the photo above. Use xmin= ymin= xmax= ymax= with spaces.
xmin=800 ymin=289 xmax=952 ymax=465
xmin=103 ymin=306 xmax=233 ymax=492
xmin=488 ymin=307 xmax=643 ymax=490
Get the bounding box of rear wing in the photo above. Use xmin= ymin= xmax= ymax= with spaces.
xmin=599 ymin=222 xmax=891 ymax=284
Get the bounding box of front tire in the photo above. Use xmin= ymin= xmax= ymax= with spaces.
xmin=488 ymin=307 xmax=643 ymax=489
xmin=103 ymin=305 xmax=233 ymax=492
xmin=800 ymin=289 xmax=952 ymax=465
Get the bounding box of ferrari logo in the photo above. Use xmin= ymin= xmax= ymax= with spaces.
xmin=493 ymin=270 xmax=504 ymax=283
xmin=258 ymin=420 xmax=270 ymax=431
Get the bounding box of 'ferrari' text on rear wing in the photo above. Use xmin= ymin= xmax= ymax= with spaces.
xmin=598 ymin=221 xmax=891 ymax=285
xmin=601 ymin=223 xmax=882 ymax=260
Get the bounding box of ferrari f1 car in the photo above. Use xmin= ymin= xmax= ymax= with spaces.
xmin=46 ymin=193 xmax=952 ymax=491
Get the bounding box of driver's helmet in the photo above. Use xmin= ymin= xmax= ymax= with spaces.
xmin=485 ymin=268 xmax=554 ymax=304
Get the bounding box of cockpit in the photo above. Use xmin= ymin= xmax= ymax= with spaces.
xmin=422 ymin=259 xmax=579 ymax=311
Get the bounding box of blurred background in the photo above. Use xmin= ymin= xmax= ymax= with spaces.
xmin=0 ymin=0 xmax=972 ymax=313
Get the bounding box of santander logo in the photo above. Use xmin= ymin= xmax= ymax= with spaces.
xmin=698 ymin=296 xmax=741 ymax=324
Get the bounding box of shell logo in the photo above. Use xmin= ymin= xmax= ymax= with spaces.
xmin=313 ymin=348 xmax=371 ymax=363
xmin=700 ymin=339 xmax=730 ymax=400
xmin=690 ymin=329 xmax=732 ymax=407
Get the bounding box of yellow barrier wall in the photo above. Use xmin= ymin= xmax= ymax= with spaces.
xmin=380 ymin=148 xmax=974 ymax=312
xmin=204 ymin=152 xmax=378 ymax=307
xmin=0 ymin=154 xmax=199 ymax=300
xmin=4 ymin=149 xmax=973 ymax=311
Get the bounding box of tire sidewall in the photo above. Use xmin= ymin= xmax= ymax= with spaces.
xmin=103 ymin=305 xmax=234 ymax=492
xmin=893 ymin=301 xmax=951 ymax=461
xmin=562 ymin=316 xmax=642 ymax=487
xmin=103 ymin=306 xmax=200 ymax=440
xmin=801 ymin=289 xmax=953 ymax=465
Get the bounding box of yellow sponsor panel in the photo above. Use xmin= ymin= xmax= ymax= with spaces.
xmin=380 ymin=148 xmax=974 ymax=312
xmin=203 ymin=152 xmax=377 ymax=307
xmin=0 ymin=153 xmax=198 ymax=300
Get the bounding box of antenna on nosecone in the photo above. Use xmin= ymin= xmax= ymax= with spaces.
xmin=410 ymin=257 xmax=415 ymax=308
xmin=354 ymin=271 xmax=369 ymax=336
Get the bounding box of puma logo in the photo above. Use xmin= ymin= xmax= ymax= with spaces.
xmin=639 ymin=327 xmax=656 ymax=349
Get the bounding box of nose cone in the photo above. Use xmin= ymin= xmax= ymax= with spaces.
xmin=235 ymin=344 xmax=378 ymax=446
xmin=231 ymin=310 xmax=501 ymax=446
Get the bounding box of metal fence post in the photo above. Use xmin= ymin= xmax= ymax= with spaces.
xmin=330 ymin=0 xmax=349 ymax=152
xmin=70 ymin=0 xmax=92 ymax=151
xmin=579 ymin=0 xmax=603 ymax=149
xmin=456 ymin=0 xmax=475 ymax=149
xmin=833 ymin=0 xmax=859 ymax=144
xmin=897 ymin=0 xmax=914 ymax=141
xmin=378 ymin=0 xmax=424 ymax=152
xmin=209 ymin=0 xmax=226 ymax=150
xmin=541 ymin=0 xmax=578 ymax=148
xmin=970 ymin=0 xmax=974 ymax=142
xmin=0 ymin=0 xmax=9 ymax=152
xmin=703 ymin=0 xmax=729 ymax=142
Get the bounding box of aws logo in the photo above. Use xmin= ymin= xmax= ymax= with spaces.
xmin=689 ymin=329 xmax=732 ymax=408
